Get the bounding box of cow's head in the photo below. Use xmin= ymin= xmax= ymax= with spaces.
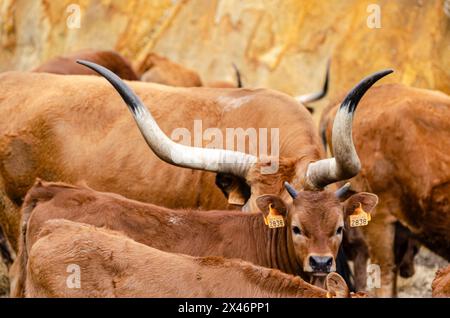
xmin=255 ymin=182 xmax=377 ymax=284
xmin=77 ymin=60 xmax=390 ymax=281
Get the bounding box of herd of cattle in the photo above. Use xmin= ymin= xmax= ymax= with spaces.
xmin=0 ymin=49 xmax=448 ymax=298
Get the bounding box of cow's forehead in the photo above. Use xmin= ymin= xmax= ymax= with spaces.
xmin=290 ymin=191 xmax=343 ymax=221
xmin=295 ymin=190 xmax=340 ymax=206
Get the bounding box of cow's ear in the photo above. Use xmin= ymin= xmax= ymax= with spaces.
xmin=215 ymin=173 xmax=250 ymax=206
xmin=343 ymin=192 xmax=378 ymax=218
xmin=255 ymin=195 xmax=287 ymax=218
xmin=326 ymin=272 xmax=350 ymax=298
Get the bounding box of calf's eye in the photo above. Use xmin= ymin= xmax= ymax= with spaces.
xmin=336 ymin=226 xmax=344 ymax=235
xmin=292 ymin=226 xmax=302 ymax=235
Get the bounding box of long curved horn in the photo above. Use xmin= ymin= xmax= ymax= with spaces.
xmin=296 ymin=59 xmax=330 ymax=104
xmin=77 ymin=60 xmax=257 ymax=178
xmin=305 ymin=69 xmax=393 ymax=189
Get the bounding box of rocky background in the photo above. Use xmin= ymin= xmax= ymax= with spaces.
xmin=0 ymin=0 xmax=449 ymax=297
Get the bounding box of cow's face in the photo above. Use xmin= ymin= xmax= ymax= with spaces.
xmin=216 ymin=158 xmax=299 ymax=211
xmin=256 ymin=190 xmax=378 ymax=283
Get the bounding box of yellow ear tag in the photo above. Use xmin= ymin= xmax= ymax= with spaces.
xmin=264 ymin=203 xmax=285 ymax=229
xmin=349 ymin=203 xmax=371 ymax=227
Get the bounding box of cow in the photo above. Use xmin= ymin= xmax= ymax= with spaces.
xmin=320 ymin=83 xmax=450 ymax=297
xmin=138 ymin=53 xmax=203 ymax=87
xmin=0 ymin=60 xmax=390 ymax=251
xmin=32 ymin=50 xmax=139 ymax=81
xmin=432 ymin=265 xmax=450 ymax=298
xmin=0 ymin=63 xmax=390 ymax=297
xmin=26 ymin=219 xmax=359 ymax=298
xmin=10 ymin=179 xmax=377 ymax=297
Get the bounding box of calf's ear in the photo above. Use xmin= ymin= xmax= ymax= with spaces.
xmin=343 ymin=192 xmax=379 ymax=217
xmin=326 ymin=272 xmax=350 ymax=298
xmin=255 ymin=195 xmax=288 ymax=218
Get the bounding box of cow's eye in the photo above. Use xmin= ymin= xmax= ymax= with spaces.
xmin=336 ymin=226 xmax=344 ymax=235
xmin=292 ymin=226 xmax=302 ymax=235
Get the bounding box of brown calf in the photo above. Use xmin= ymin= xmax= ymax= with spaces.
xmin=26 ymin=219 xmax=356 ymax=298
xmin=11 ymin=180 xmax=377 ymax=297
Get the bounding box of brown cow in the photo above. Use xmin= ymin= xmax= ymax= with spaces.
xmin=320 ymin=83 xmax=450 ymax=297
xmin=138 ymin=53 xmax=203 ymax=87
xmin=11 ymin=179 xmax=377 ymax=297
xmin=33 ymin=50 xmax=138 ymax=80
xmin=0 ymin=65 xmax=390 ymax=298
xmin=26 ymin=219 xmax=357 ymax=298
xmin=432 ymin=265 xmax=450 ymax=298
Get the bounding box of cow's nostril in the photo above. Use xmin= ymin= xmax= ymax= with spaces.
xmin=309 ymin=256 xmax=333 ymax=272
xmin=309 ymin=256 xmax=318 ymax=268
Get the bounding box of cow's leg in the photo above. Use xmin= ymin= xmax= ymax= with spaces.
xmin=0 ymin=176 xmax=20 ymax=297
xmin=352 ymin=246 xmax=369 ymax=291
xmin=0 ymin=225 xmax=14 ymax=266
xmin=0 ymin=178 xmax=21 ymax=253
xmin=342 ymin=227 xmax=369 ymax=291
xmin=363 ymin=206 xmax=397 ymax=298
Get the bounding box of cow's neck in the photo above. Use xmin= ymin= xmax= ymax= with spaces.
xmin=260 ymin=220 xmax=304 ymax=278
xmin=155 ymin=209 xmax=304 ymax=277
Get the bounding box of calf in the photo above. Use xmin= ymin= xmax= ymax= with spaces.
xmin=26 ymin=219 xmax=357 ymax=298
xmin=11 ymin=179 xmax=377 ymax=297
xmin=432 ymin=265 xmax=450 ymax=298
xmin=33 ymin=50 xmax=138 ymax=80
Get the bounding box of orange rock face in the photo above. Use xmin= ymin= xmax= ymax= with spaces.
xmin=0 ymin=0 xmax=448 ymax=105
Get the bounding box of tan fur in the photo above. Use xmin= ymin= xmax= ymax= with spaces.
xmin=24 ymin=219 xmax=355 ymax=298
xmin=432 ymin=265 xmax=450 ymax=298
xmin=206 ymin=81 xmax=237 ymax=88
xmin=11 ymin=180 xmax=376 ymax=297
xmin=321 ymin=83 xmax=450 ymax=296
xmin=33 ymin=50 xmax=138 ymax=80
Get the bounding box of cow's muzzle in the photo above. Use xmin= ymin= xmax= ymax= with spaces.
xmin=309 ymin=255 xmax=333 ymax=273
